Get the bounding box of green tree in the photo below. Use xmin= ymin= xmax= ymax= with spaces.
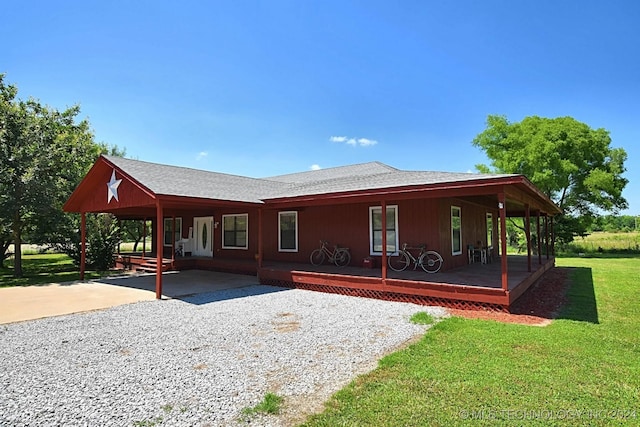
xmin=0 ymin=74 xmax=122 ymax=276
xmin=472 ymin=115 xmax=628 ymax=244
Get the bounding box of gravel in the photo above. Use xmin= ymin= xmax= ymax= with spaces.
xmin=0 ymin=285 xmax=447 ymax=426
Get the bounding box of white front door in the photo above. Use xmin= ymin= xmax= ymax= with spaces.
xmin=193 ymin=216 xmax=214 ymax=257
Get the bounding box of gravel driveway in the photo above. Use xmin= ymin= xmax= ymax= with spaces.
xmin=0 ymin=285 xmax=447 ymax=426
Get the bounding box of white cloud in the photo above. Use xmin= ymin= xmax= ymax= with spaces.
xmin=357 ymin=138 xmax=378 ymax=147
xmin=196 ymin=151 xmax=208 ymax=161
xmin=330 ymin=135 xmax=378 ymax=147
xmin=310 ymin=164 xmax=322 ymax=170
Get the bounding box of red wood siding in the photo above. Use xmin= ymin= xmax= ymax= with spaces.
xmin=65 ymin=159 xmax=155 ymax=213
xmin=261 ymin=198 xmax=495 ymax=272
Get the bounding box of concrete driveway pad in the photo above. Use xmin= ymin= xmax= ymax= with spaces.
xmin=0 ymin=270 xmax=259 ymax=324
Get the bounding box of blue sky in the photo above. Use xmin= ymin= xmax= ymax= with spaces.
xmin=3 ymin=1 xmax=639 ymax=215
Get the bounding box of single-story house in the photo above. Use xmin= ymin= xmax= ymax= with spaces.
xmin=64 ymin=155 xmax=561 ymax=311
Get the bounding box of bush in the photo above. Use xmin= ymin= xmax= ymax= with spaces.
xmin=51 ymin=213 xmax=121 ymax=271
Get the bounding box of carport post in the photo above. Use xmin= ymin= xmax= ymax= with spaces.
xmin=525 ymin=204 xmax=532 ymax=272
xmin=80 ymin=212 xmax=86 ymax=280
xmin=155 ymin=200 xmax=163 ymax=299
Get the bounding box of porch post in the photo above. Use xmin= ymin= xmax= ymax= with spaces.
xmin=80 ymin=212 xmax=86 ymax=281
xmin=381 ymin=200 xmax=388 ymax=284
xmin=545 ymin=216 xmax=550 ymax=260
xmin=171 ymin=215 xmax=176 ymax=265
xmin=155 ymin=200 xmax=163 ymax=299
xmin=117 ymin=219 xmax=121 ymax=255
xmin=498 ymin=193 xmax=508 ymax=291
xmin=551 ymin=216 xmax=556 ymax=256
xmin=257 ymin=208 xmax=263 ymax=269
xmin=536 ymin=212 xmax=542 ymax=265
xmin=525 ymin=204 xmax=532 ymax=272
xmin=142 ymin=218 xmax=147 ymax=259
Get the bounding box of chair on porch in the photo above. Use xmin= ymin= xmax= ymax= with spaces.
xmin=467 ymin=244 xmax=483 ymax=264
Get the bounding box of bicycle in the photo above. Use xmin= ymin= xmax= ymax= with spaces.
xmin=387 ymin=243 xmax=443 ymax=273
xmin=310 ymin=240 xmax=351 ymax=267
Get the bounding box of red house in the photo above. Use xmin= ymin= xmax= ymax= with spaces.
xmin=64 ymin=155 xmax=561 ymax=311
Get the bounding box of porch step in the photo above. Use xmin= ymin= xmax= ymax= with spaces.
xmin=136 ymin=259 xmax=172 ymax=273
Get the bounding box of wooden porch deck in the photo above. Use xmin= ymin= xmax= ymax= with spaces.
xmin=258 ymin=255 xmax=554 ymax=311
xmin=115 ymin=253 xmax=554 ymax=311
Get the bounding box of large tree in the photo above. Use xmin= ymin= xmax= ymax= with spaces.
xmin=0 ymin=74 xmax=121 ymax=276
xmin=472 ymin=115 xmax=628 ymax=243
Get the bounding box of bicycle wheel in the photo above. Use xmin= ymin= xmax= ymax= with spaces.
xmin=388 ymin=252 xmax=410 ymax=271
xmin=334 ymin=249 xmax=351 ymax=267
xmin=420 ymin=251 xmax=443 ymax=273
xmin=310 ymin=249 xmax=325 ymax=266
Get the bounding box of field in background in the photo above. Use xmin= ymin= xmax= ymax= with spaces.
xmin=566 ymin=231 xmax=639 ymax=254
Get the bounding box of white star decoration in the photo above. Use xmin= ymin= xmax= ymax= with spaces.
xmin=107 ymin=169 xmax=122 ymax=203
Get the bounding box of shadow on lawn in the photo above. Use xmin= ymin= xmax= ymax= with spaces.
xmin=506 ymin=266 xmax=598 ymax=325
xmin=556 ymin=266 xmax=599 ymax=324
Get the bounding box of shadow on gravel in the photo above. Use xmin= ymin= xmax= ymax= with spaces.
xmin=93 ymin=270 xmax=293 ymax=305
xmin=179 ymin=285 xmax=291 ymax=305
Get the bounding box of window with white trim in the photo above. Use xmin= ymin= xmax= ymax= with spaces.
xmin=486 ymin=213 xmax=493 ymax=248
xmin=369 ymin=205 xmax=398 ymax=255
xmin=222 ymin=214 xmax=248 ymax=249
xmin=163 ymin=217 xmax=182 ymax=246
xmin=451 ymin=206 xmax=462 ymax=255
xmin=278 ymin=211 xmax=298 ymax=252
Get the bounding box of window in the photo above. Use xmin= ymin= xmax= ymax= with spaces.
xmin=222 ymin=214 xmax=248 ymax=249
xmin=451 ymin=207 xmax=461 ymax=255
xmin=486 ymin=213 xmax=493 ymax=248
xmin=163 ymin=217 xmax=182 ymax=246
xmin=369 ymin=205 xmax=398 ymax=255
xmin=278 ymin=211 xmax=298 ymax=252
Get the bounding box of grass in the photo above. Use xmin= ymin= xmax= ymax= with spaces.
xmin=301 ymin=255 xmax=640 ymax=426
xmin=410 ymin=311 xmax=435 ymax=325
xmin=243 ymin=392 xmax=284 ymax=416
xmin=1 ymin=253 xmax=122 ymax=287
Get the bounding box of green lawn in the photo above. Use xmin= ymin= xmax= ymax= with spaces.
xmin=302 ymin=256 xmax=640 ymax=426
xmin=1 ymin=253 xmax=121 ymax=287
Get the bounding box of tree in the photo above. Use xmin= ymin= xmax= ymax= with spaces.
xmin=0 ymin=74 xmax=122 ymax=276
xmin=472 ymin=115 xmax=628 ymax=244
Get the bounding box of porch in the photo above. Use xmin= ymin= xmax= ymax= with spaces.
xmin=114 ymin=253 xmax=555 ymax=311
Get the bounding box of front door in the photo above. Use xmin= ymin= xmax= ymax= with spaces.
xmin=193 ymin=216 xmax=214 ymax=257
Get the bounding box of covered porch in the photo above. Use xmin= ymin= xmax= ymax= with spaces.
xmin=113 ymin=252 xmax=555 ymax=311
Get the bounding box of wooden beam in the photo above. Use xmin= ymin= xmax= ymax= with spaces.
xmin=80 ymin=212 xmax=86 ymax=281
xmin=155 ymin=201 xmax=163 ymax=299
xmin=499 ymin=193 xmax=508 ymax=291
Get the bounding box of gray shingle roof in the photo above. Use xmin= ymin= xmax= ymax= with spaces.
xmin=105 ymin=156 xmax=517 ymax=204
xmin=105 ymin=156 xmax=281 ymax=203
